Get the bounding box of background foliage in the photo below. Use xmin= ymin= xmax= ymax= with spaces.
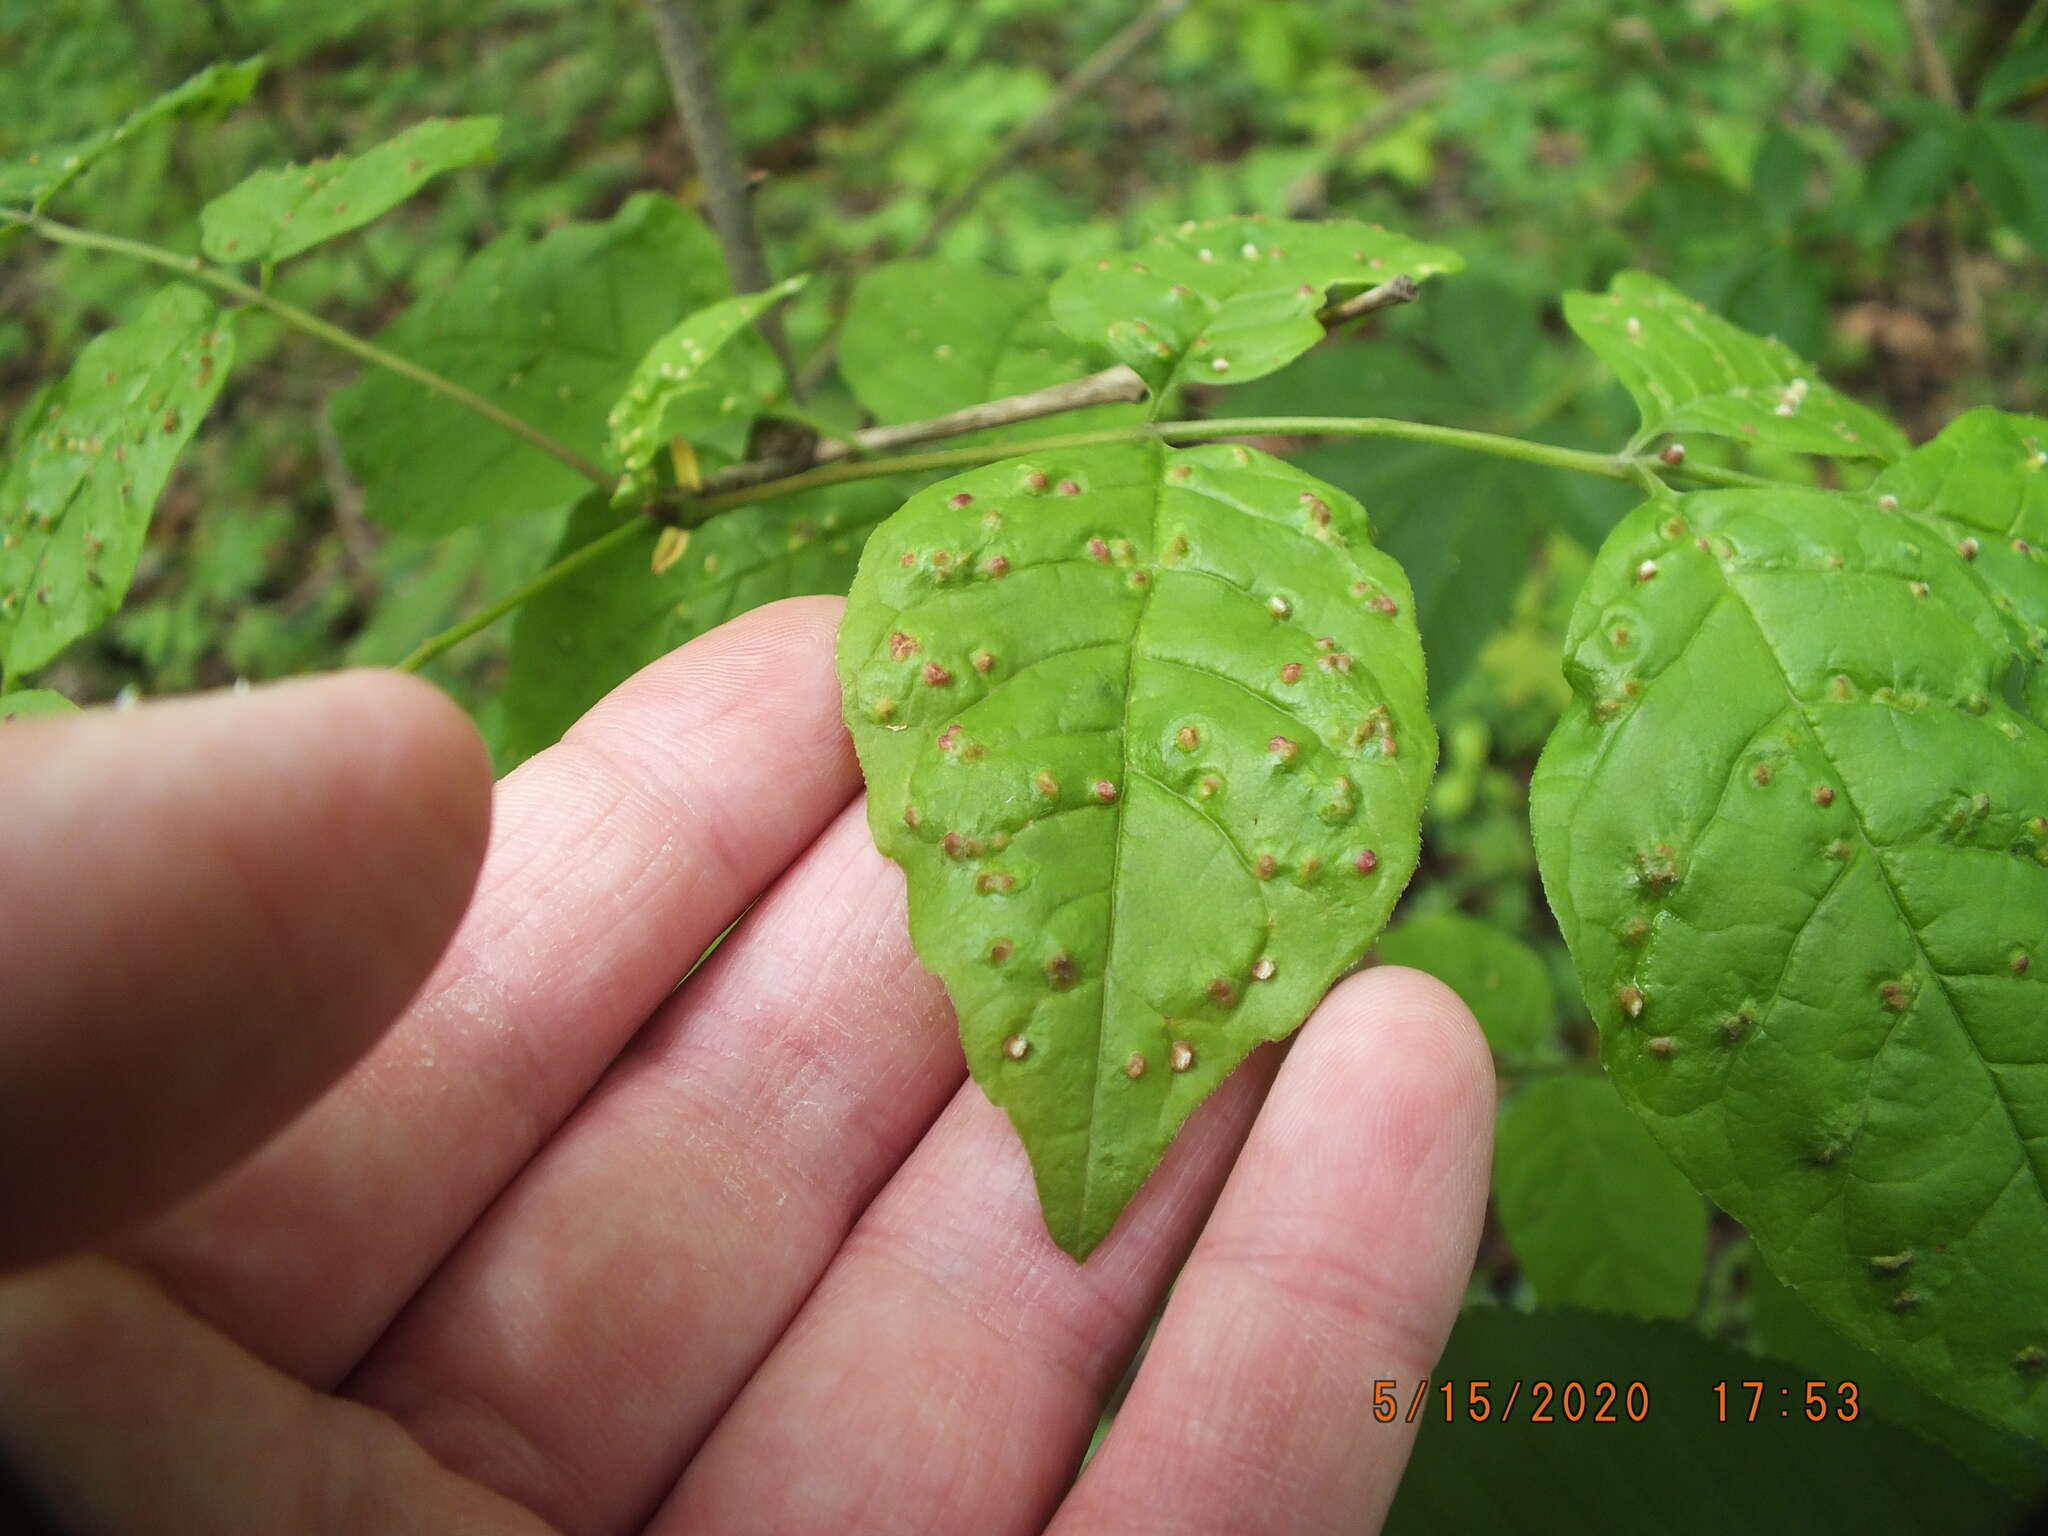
xmin=5 ymin=0 xmax=2046 ymax=1525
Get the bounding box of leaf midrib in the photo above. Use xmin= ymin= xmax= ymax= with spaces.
xmin=1079 ymin=441 xmax=1162 ymax=1239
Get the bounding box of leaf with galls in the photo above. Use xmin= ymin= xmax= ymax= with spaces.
xmin=1048 ymin=216 xmax=1462 ymax=400
xmin=1870 ymin=409 xmax=2048 ymax=719
xmin=0 ymin=58 xmax=263 ymax=213
xmin=1531 ymin=487 xmax=2048 ymax=1440
xmin=605 ymin=277 xmax=805 ymax=505
xmin=1564 ymin=272 xmax=1908 ymax=461
xmin=839 ymin=439 xmax=1434 ymax=1257
xmin=0 ymin=285 xmax=235 ymax=676
xmin=200 ymin=116 xmax=500 ymax=266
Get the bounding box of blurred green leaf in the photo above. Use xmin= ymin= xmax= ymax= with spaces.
xmin=1976 ymin=28 xmax=2048 ymax=114
xmin=0 ymin=689 xmax=75 ymax=720
xmin=1386 ymin=1309 xmax=2021 ymax=1535
xmin=1 ymin=286 xmax=235 ymax=677
xmin=1375 ymin=911 xmax=1557 ymax=1066
xmin=0 ymin=57 xmax=263 ymax=212
xmin=199 ymin=115 xmax=500 ymax=265
xmin=1750 ymin=125 xmax=1812 ymax=230
xmin=1968 ymin=116 xmax=2048 ymax=260
xmin=1861 ymin=121 xmax=1964 ymax=242
xmin=1495 ymin=1075 xmax=1706 ymax=1317
xmin=331 ymin=193 xmax=725 ymax=534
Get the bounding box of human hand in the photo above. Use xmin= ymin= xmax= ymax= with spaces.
xmin=0 ymin=598 xmax=1493 ymax=1535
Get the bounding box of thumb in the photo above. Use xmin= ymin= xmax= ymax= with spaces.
xmin=0 ymin=671 xmax=491 ymax=1270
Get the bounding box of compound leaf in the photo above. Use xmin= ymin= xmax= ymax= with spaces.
xmin=199 ymin=116 xmax=500 ymax=266
xmin=1494 ymin=1074 xmax=1706 ymax=1317
xmin=839 ymin=439 xmax=1434 ymax=1257
xmin=499 ymin=478 xmax=903 ymax=765
xmin=1387 ymin=1309 xmax=2020 ymax=1535
xmin=841 ymin=260 xmax=1123 ymax=431
xmin=605 ymin=277 xmax=804 ymax=502
xmin=1048 ymin=216 xmax=1461 ymax=398
xmin=1531 ymin=486 xmax=2048 ymax=1440
xmin=1873 ymin=408 xmax=2048 ymax=718
xmin=0 ymin=690 xmax=75 ymax=721
xmin=0 ymin=58 xmax=264 ymax=212
xmin=1563 ymin=271 xmax=1907 ymax=461
xmin=331 ymin=193 xmax=725 ymax=534
xmin=1 ymin=286 xmax=235 ymax=676
xmin=1374 ymin=911 xmax=1558 ymax=1067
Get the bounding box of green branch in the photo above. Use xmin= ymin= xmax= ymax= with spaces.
xmin=397 ymin=414 xmax=1780 ymax=671
xmin=3 ymin=207 xmax=618 ymax=491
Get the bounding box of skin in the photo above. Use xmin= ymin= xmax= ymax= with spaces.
xmin=0 ymin=597 xmax=1493 ymax=1535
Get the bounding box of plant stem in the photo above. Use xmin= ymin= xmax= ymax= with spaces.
xmin=646 ymin=0 xmax=797 ymax=385
xmin=742 ymin=275 xmax=1425 ymax=495
xmin=3 ymin=208 xmax=619 ymax=490
xmin=395 ymin=513 xmax=651 ymax=673
xmin=398 ymin=414 xmax=1783 ymax=669
xmin=674 ymin=416 xmax=1648 ymax=522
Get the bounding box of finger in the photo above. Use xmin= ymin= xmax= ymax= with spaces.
xmin=654 ymin=1045 xmax=1285 ymax=1535
xmin=0 ymin=1258 xmax=553 ymax=1535
xmin=1051 ymin=966 xmax=1494 ymax=1536
xmin=0 ymin=673 xmax=490 ymax=1270
xmin=343 ymin=803 xmax=966 ymax=1535
xmin=119 ymin=597 xmax=860 ymax=1386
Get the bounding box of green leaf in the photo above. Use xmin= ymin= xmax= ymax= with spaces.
xmin=0 ymin=689 xmax=76 ymax=721
xmin=1 ymin=286 xmax=235 ymax=677
xmin=1374 ymin=912 xmax=1558 ymax=1067
xmin=500 ymin=479 xmax=902 ymax=765
xmin=604 ymin=277 xmax=804 ymax=501
xmin=1531 ymin=486 xmax=2048 ymax=1441
xmin=1296 ymin=441 xmax=1539 ymax=700
xmin=198 ymin=116 xmax=500 ymax=266
xmin=1977 ymin=29 xmax=2048 ymax=114
xmin=1748 ymin=1259 xmax=2048 ymax=1503
xmin=1968 ymin=117 xmax=2048 ymax=261
xmin=1872 ymin=409 xmax=2048 ymax=718
xmin=839 ymin=439 xmax=1435 ymax=1257
xmin=1749 ymin=125 xmax=1813 ymax=231
xmin=0 ymin=58 xmax=264 ymax=212
xmin=1495 ymin=1074 xmax=1706 ymax=1317
xmin=331 ymin=193 xmax=725 ymax=535
xmin=1385 ymin=1309 xmax=2021 ymax=1535
xmin=840 ymin=260 xmax=1111 ymax=427
xmin=1563 ymin=271 xmax=1908 ymax=461
xmin=1047 ymin=215 xmax=1461 ymax=398
xmin=1862 ymin=122 xmax=1965 ymax=242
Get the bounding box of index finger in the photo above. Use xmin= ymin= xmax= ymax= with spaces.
xmin=122 ymin=596 xmax=861 ymax=1385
